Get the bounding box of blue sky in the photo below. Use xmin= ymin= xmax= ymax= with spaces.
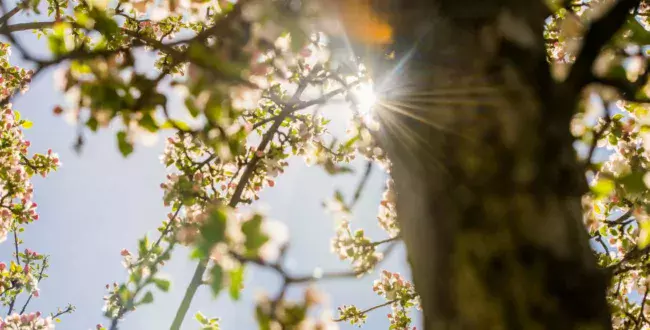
xmin=0 ymin=14 xmax=416 ymax=330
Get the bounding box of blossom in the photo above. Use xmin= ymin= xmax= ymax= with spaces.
xmin=378 ymin=180 xmax=399 ymax=237
xmin=0 ymin=312 xmax=54 ymax=329
xmin=256 ymin=217 xmax=288 ymax=262
xmin=602 ymin=152 xmax=631 ymax=177
xmin=230 ymin=86 xmax=262 ymax=110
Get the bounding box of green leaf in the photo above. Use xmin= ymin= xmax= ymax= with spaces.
xmin=193 ymin=208 xmax=228 ymax=272
xmin=342 ymin=135 xmax=359 ymax=150
xmin=139 ymin=291 xmax=154 ymax=304
xmin=117 ymin=131 xmax=134 ymax=157
xmin=626 ymin=19 xmax=650 ymax=45
xmin=255 ymin=305 xmax=272 ymax=330
xmin=153 ymin=278 xmax=171 ymax=292
xmin=640 ymin=220 xmax=650 ymax=249
xmin=195 ymin=312 xmax=208 ymax=324
xmin=591 ymin=178 xmax=615 ymax=198
xmin=190 ymin=247 xmax=206 ymax=260
xmin=608 ymin=134 xmax=618 ymax=146
xmin=22 ymin=120 xmax=33 ymax=129
xmin=599 ymin=225 xmax=608 ymax=236
xmin=229 ymin=266 xmax=244 ymax=300
xmin=138 ymin=113 xmax=159 ymax=133
xmin=161 ymin=119 xmax=191 ymax=131
xmin=185 ymin=98 xmax=200 ymax=118
xmin=210 ymin=264 xmax=223 ymax=297
xmin=334 ymin=190 xmax=345 ymax=203
xmin=90 ymin=9 xmax=119 ymax=36
xmin=205 ymin=104 xmax=224 ymax=124
xmin=620 ymin=172 xmax=647 ymax=195
xmin=138 ymin=235 xmax=150 ymax=256
xmin=201 ymin=208 xmax=227 ymax=244
xmin=86 ymin=117 xmax=99 ymax=132
xmin=47 ymin=23 xmax=70 ymax=56
xmin=241 ymin=215 xmax=269 ymax=255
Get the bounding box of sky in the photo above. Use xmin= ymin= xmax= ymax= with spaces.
xmin=0 ymin=8 xmax=417 ymax=330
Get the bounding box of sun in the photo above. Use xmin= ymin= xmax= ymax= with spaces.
xmin=354 ymin=82 xmax=378 ymax=116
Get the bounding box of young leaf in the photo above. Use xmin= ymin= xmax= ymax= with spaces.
xmin=241 ymin=215 xmax=270 ymax=256
xmin=210 ymin=264 xmax=224 ymax=297
xmin=153 ymin=278 xmax=171 ymax=292
xmin=229 ymin=266 xmax=245 ymax=300
xmin=117 ymin=131 xmax=134 ymax=157
xmin=139 ymin=291 xmax=154 ymax=305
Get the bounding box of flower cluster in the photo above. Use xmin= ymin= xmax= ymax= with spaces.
xmin=0 ymin=43 xmax=33 ymax=100
xmin=331 ymin=218 xmax=382 ymax=274
xmin=0 ymin=107 xmax=59 ymax=241
xmin=101 ymin=232 xmax=173 ymax=320
xmin=0 ymin=312 xmax=54 ymax=330
xmin=0 ymin=260 xmax=40 ymax=301
xmin=336 ymin=305 xmax=367 ymax=326
xmin=328 ymin=195 xmax=383 ymax=274
xmin=372 ymin=271 xmax=420 ymax=307
xmin=0 ymin=36 xmax=66 ymax=326
xmin=373 ymin=271 xmax=419 ymax=330
xmin=337 ymin=271 xmax=419 ymax=329
xmin=377 ymin=179 xmax=399 ymax=237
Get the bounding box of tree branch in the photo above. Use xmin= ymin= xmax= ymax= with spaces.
xmin=168 ymin=259 xmax=207 ymax=330
xmin=4 ymin=21 xmax=56 ymax=32
xmin=0 ymin=0 xmax=27 ymax=26
xmin=349 ymin=161 xmax=373 ymax=209
xmin=169 ymin=69 xmax=318 ymax=330
xmin=567 ymin=0 xmax=641 ymax=90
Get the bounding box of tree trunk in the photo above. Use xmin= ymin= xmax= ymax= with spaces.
xmin=370 ymin=1 xmax=612 ymax=328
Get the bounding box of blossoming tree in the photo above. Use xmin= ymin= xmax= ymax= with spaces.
xmin=4 ymin=0 xmax=650 ymax=329
xmin=0 ymin=41 xmax=68 ymax=328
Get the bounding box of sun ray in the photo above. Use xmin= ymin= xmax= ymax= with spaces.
xmin=378 ymin=100 xmax=479 ymax=143
xmin=376 ymin=108 xmax=452 ymax=174
xmin=397 ymin=86 xmax=503 ymax=97
xmin=391 ymin=98 xmax=498 ymax=108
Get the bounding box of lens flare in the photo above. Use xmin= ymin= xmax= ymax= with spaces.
xmin=354 ymin=82 xmax=377 ymax=116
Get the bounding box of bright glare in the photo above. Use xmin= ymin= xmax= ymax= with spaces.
xmin=355 ymin=82 xmax=377 ymax=115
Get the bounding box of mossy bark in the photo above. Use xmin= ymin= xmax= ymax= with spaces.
xmin=369 ymin=1 xmax=612 ymax=328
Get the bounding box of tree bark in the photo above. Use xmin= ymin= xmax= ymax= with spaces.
xmin=369 ymin=1 xmax=613 ymax=328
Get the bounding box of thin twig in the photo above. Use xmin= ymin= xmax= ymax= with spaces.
xmin=50 ymin=305 xmax=75 ymax=319
xmin=333 ymin=299 xmax=398 ymax=322
xmin=20 ymin=257 xmax=48 ymax=314
xmin=585 ymin=101 xmax=611 ymax=168
xmin=13 ymin=229 xmax=19 ymax=265
xmin=349 ymin=161 xmax=373 ymax=209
